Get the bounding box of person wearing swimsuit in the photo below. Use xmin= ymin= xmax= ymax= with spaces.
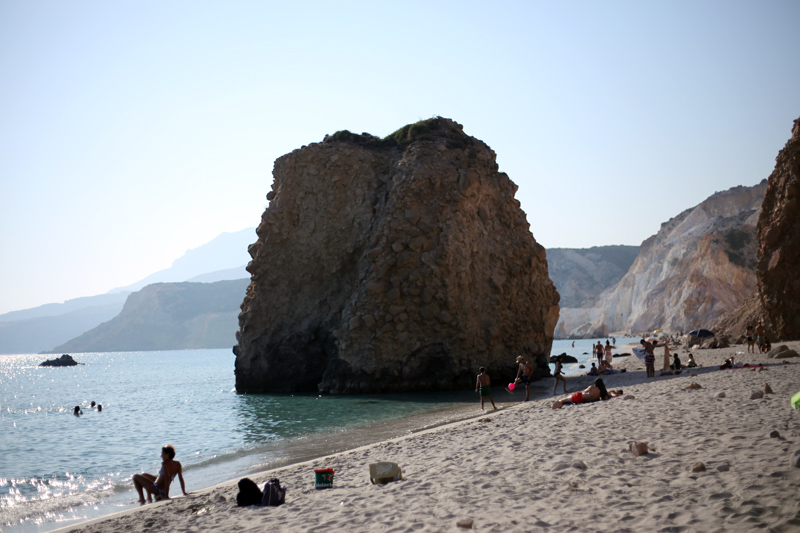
xmin=552 ymin=378 xmax=610 ymax=409
xmin=133 ymin=445 xmax=188 ymax=504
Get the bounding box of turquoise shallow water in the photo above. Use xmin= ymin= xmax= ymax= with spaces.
xmin=0 ymin=350 xmax=477 ymax=532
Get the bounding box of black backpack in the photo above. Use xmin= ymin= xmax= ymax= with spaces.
xmin=236 ymin=477 xmax=263 ymax=507
xmin=261 ymin=478 xmax=286 ymax=506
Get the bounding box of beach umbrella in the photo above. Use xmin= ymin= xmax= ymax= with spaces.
xmin=689 ymin=329 xmax=714 ymax=338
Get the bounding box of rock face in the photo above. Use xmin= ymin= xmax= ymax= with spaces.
xmin=546 ymin=246 xmax=639 ymax=308
xmin=755 ymin=117 xmax=800 ymax=340
xmin=234 ymin=118 xmax=560 ymax=394
xmin=558 ymin=182 xmax=766 ymax=337
xmin=716 ymin=117 xmax=800 ymax=341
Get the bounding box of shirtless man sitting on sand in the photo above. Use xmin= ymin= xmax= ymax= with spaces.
xmin=552 ymin=378 xmax=610 ymax=409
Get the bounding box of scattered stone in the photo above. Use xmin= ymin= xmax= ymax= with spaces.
xmin=768 ymin=345 xmax=799 ymax=359
xmin=685 ymin=383 xmax=702 ymax=390
xmin=716 ymin=463 xmax=730 ymax=472
xmin=750 ymin=390 xmax=764 ymax=400
xmin=770 ymin=430 xmax=781 ymax=438
xmin=629 ymin=441 xmax=648 ymax=456
xmin=39 ymin=354 xmax=80 ymax=367
xmin=691 ymin=462 xmax=706 ymax=473
xmin=764 ymin=383 xmax=773 ymax=394
xmin=572 ymin=460 xmax=587 ymax=469
xmin=715 ymin=392 xmax=726 ymax=399
xmin=791 ymin=450 xmax=800 ymax=468
xmin=623 ymin=394 xmax=635 ymax=400
xmin=456 ymin=518 xmax=474 ymax=529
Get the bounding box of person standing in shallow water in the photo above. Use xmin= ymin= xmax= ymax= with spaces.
xmin=475 ymin=367 xmax=497 ymax=411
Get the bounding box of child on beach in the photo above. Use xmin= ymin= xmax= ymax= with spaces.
xmin=642 ymin=339 xmax=655 ymax=378
xmin=553 ymin=356 xmax=567 ymax=395
xmin=475 ymin=367 xmax=497 ymax=411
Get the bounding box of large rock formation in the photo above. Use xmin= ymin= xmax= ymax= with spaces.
xmin=51 ymin=279 xmax=248 ymax=353
xmin=547 ymin=246 xmax=639 ymax=309
xmin=234 ymin=118 xmax=560 ymax=394
xmin=719 ymin=117 xmax=800 ymax=340
xmin=557 ymin=182 xmax=766 ymax=337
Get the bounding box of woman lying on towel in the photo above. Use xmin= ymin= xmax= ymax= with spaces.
xmin=552 ymin=378 xmax=612 ymax=409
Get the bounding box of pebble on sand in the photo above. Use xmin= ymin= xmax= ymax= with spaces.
xmin=691 ymin=462 xmax=706 ymax=473
xmin=751 ymin=390 xmax=764 ymax=399
xmin=769 ymin=430 xmax=781 ymax=438
xmin=629 ymin=441 xmax=648 ymax=456
xmin=792 ymin=450 xmax=800 ymax=468
xmin=764 ymin=383 xmax=773 ymax=394
xmin=715 ymin=392 xmax=726 ymax=399
xmin=456 ymin=518 xmax=474 ymax=529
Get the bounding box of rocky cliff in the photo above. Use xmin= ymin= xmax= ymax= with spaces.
xmin=717 ymin=117 xmax=800 ymax=340
xmin=50 ymin=279 xmax=248 ymax=353
xmin=234 ymin=118 xmax=560 ymax=394
xmin=546 ymin=246 xmax=639 ymax=308
xmin=557 ymin=182 xmax=766 ymax=338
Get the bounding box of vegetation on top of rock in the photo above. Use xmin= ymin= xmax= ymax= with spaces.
xmin=323 ymin=117 xmax=475 ymax=150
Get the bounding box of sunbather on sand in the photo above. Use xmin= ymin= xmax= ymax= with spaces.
xmin=552 ymin=378 xmax=610 ymax=409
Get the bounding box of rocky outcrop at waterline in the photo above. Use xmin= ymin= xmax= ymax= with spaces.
xmin=234 ymin=118 xmax=560 ymax=394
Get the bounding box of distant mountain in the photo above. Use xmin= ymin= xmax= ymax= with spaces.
xmin=557 ymin=181 xmax=766 ymax=338
xmin=109 ymin=228 xmax=254 ymax=293
xmin=0 ymin=229 xmax=254 ymax=354
xmin=0 ymin=303 xmax=126 ymax=355
xmin=546 ymin=246 xmax=639 ymax=308
xmin=49 ymin=279 xmax=250 ymax=353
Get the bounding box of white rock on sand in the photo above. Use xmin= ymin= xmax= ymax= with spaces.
xmin=57 ymin=341 xmax=800 ymax=532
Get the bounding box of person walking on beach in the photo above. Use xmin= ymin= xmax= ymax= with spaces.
xmin=475 ymin=367 xmax=497 ymax=411
xmin=133 ymin=445 xmax=188 ymax=504
xmin=513 ymin=356 xmax=534 ymax=402
xmin=641 ymin=339 xmax=655 ymax=378
xmin=756 ymin=322 xmax=766 ymax=352
xmin=553 ymin=355 xmax=567 ymax=396
xmin=745 ymin=325 xmax=755 ymax=354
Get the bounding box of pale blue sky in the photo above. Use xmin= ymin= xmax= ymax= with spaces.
xmin=1 ymin=0 xmax=798 ymax=315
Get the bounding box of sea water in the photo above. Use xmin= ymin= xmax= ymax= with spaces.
xmin=0 ymin=350 xmax=479 ymax=532
xmin=1 ymin=340 xmax=637 ymax=532
xmin=549 ymin=337 xmax=641 ymax=375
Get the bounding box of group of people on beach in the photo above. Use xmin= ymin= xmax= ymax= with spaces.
xmin=745 ymin=323 xmax=772 ymax=354
xmin=475 ymin=354 xmax=539 ymax=410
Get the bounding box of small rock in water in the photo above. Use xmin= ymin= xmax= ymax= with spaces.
xmin=629 ymin=441 xmax=648 ymax=456
xmin=770 ymin=430 xmax=781 ymax=438
xmin=715 ymin=392 xmax=726 ymax=399
xmin=456 ymin=518 xmax=474 ymax=529
xmin=750 ymin=390 xmax=764 ymax=399
xmin=764 ymin=383 xmax=773 ymax=394
xmin=691 ymin=462 xmax=706 ymax=473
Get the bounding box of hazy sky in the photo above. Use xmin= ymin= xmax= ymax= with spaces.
xmin=1 ymin=1 xmax=798 ymax=315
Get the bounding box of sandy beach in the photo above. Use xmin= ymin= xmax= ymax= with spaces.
xmin=58 ymin=341 xmax=800 ymax=532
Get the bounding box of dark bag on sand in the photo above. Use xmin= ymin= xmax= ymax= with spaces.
xmin=236 ymin=477 xmax=263 ymax=507
xmin=261 ymin=478 xmax=286 ymax=507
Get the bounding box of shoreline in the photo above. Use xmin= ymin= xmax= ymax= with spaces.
xmin=58 ymin=341 xmax=800 ymax=532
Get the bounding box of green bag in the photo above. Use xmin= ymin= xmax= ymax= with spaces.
xmin=791 ymin=390 xmax=800 ymax=410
